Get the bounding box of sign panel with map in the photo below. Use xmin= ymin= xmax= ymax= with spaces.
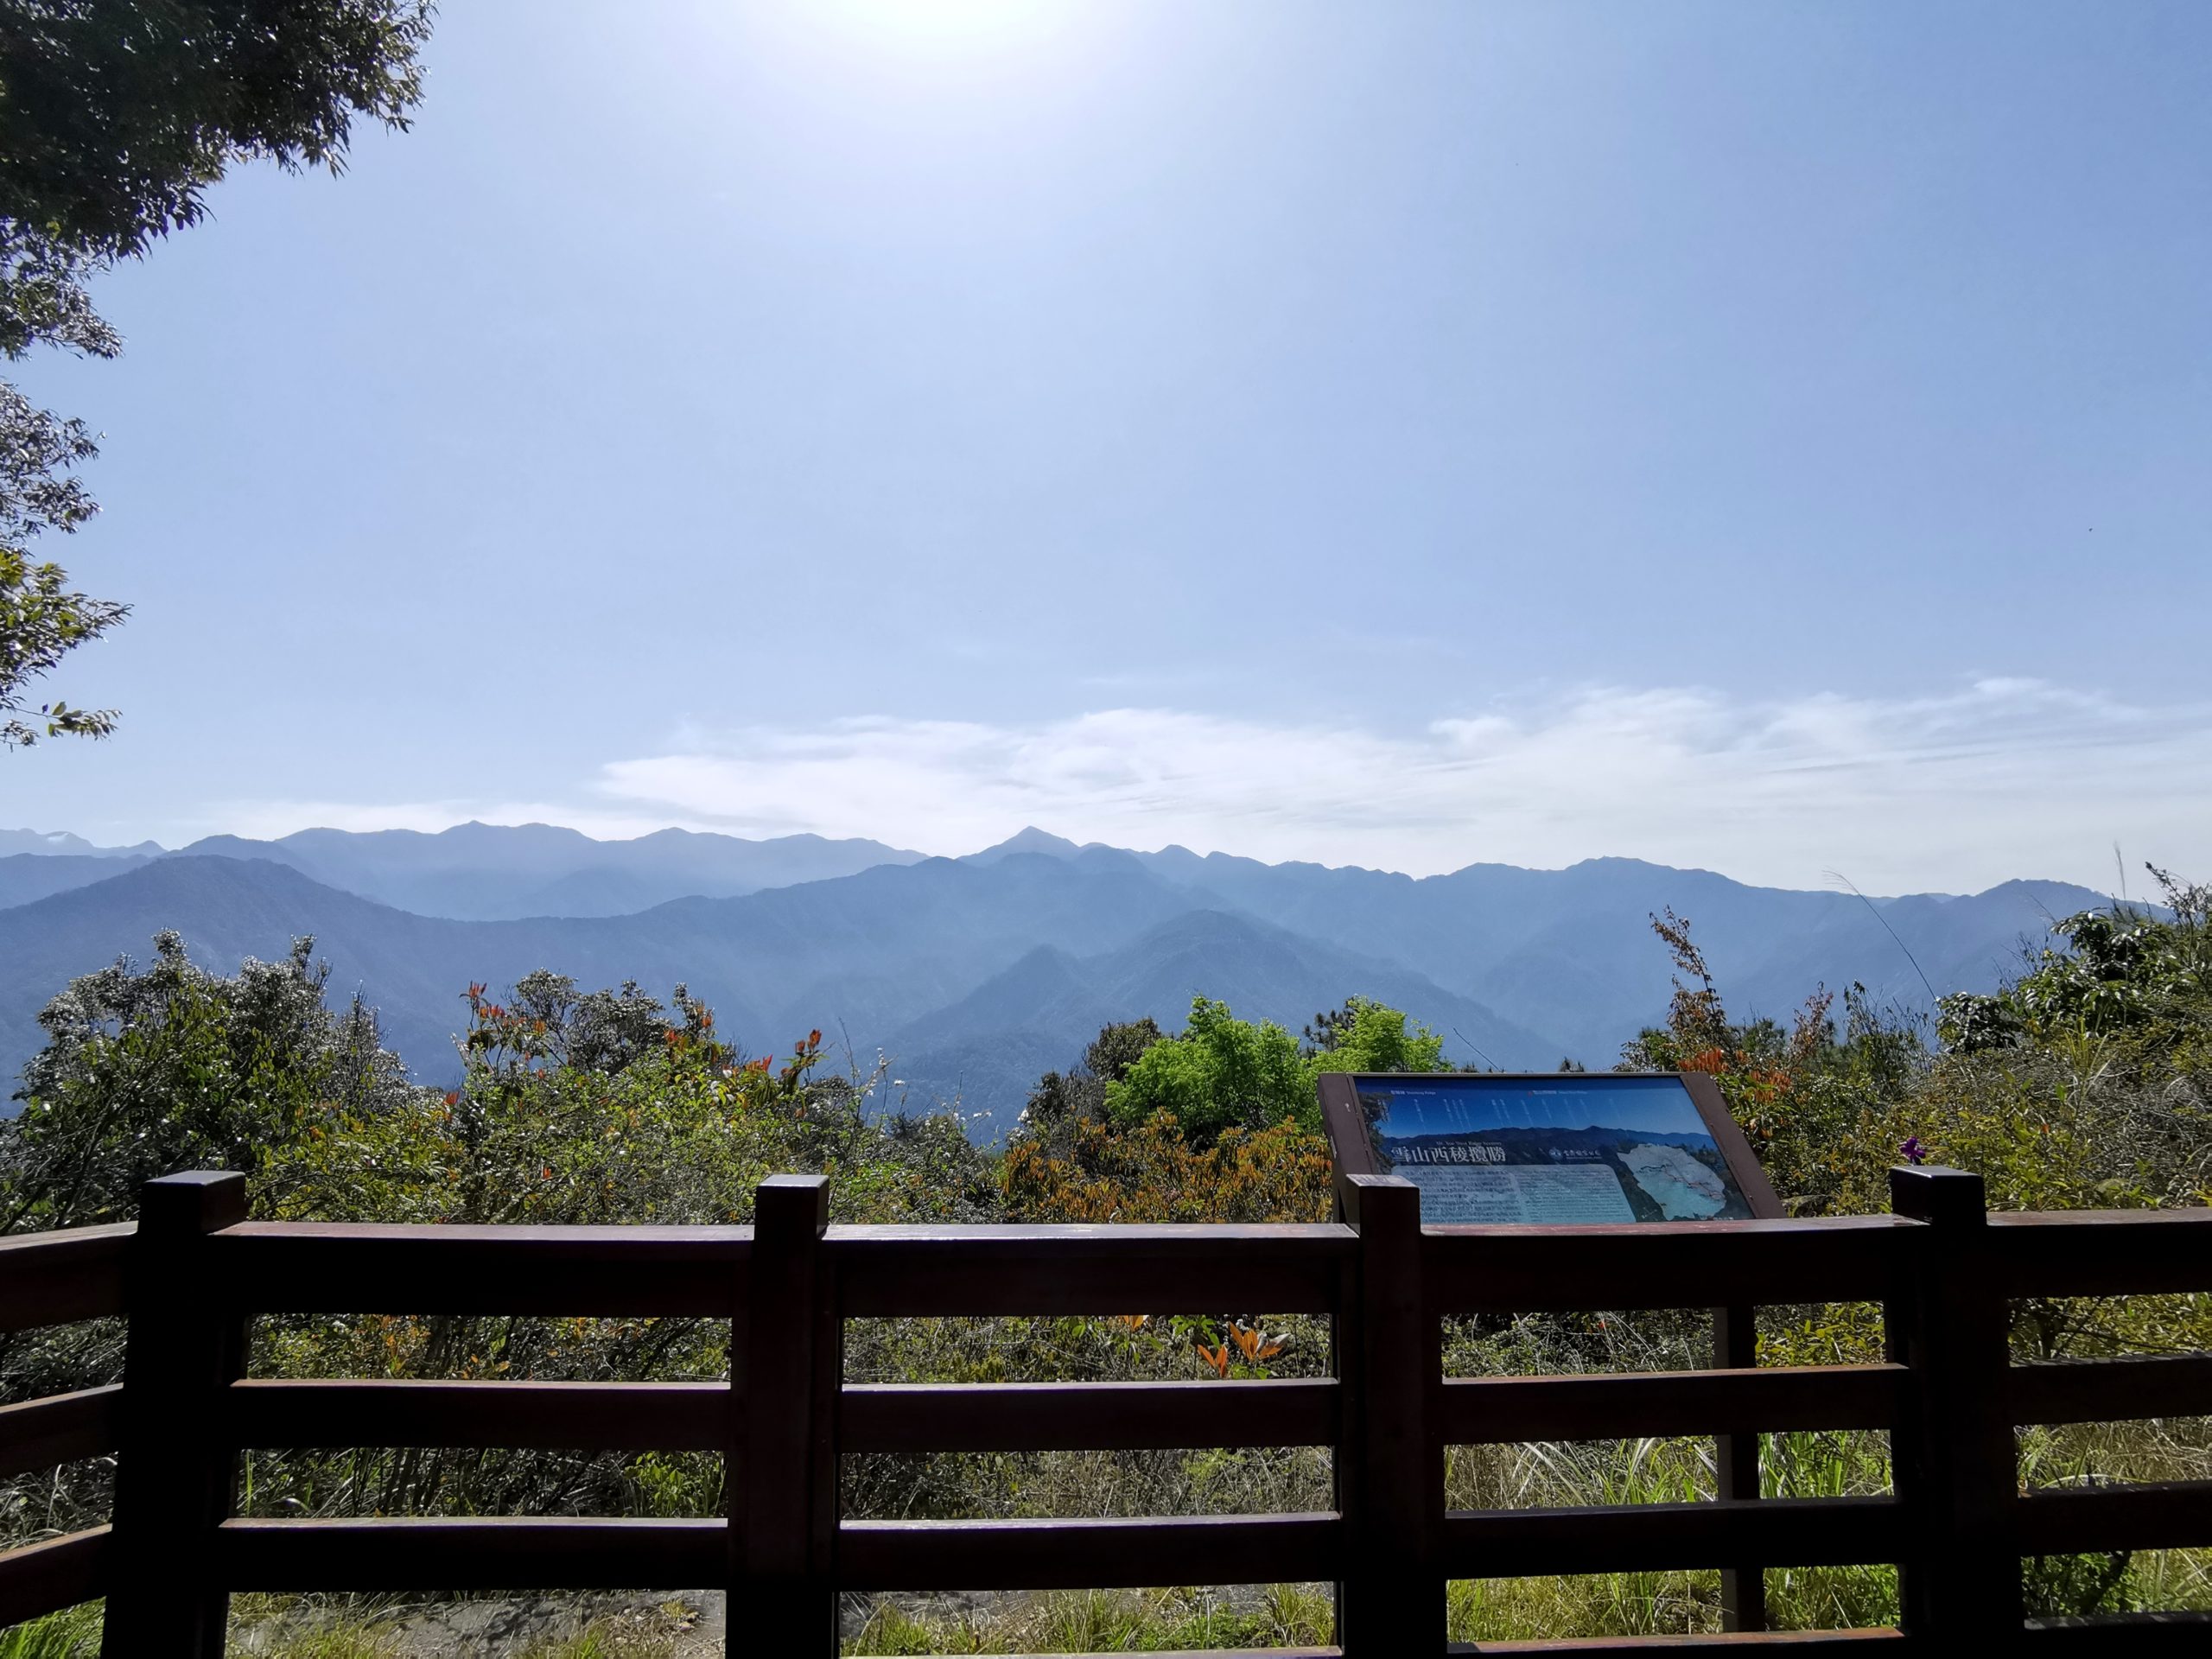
xmin=1315 ymin=1071 xmax=1780 ymax=1225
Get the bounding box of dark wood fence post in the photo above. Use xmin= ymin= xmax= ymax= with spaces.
xmin=102 ymin=1170 xmax=247 ymax=1658
xmin=1338 ymin=1173 xmax=1441 ymax=1656
xmin=1713 ymin=1301 xmax=1766 ymax=1631
xmin=1889 ymin=1165 xmax=2020 ymax=1647
xmin=734 ymin=1174 xmax=837 ymax=1656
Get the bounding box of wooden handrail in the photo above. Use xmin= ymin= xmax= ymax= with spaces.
xmin=0 ymin=1526 xmax=110 ymax=1630
xmin=831 ymin=1220 xmax=1353 ymax=1316
xmin=0 ymin=1223 xmax=131 ymax=1334
xmin=1423 ymin=1214 xmax=1913 ymax=1313
xmin=209 ymin=1222 xmax=753 ymax=1316
xmin=3 ymin=1173 xmax=2212 ymax=1655
xmin=2006 ymin=1354 xmax=2212 ymax=1426
xmin=0 ymin=1386 xmax=121 ymax=1480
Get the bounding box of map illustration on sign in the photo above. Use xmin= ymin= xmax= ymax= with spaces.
xmin=1350 ymin=1074 xmax=1757 ymax=1225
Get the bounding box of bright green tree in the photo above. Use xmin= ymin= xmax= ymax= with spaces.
xmin=1105 ymin=995 xmax=1444 ymax=1143
xmin=1306 ymin=995 xmax=1448 ymax=1076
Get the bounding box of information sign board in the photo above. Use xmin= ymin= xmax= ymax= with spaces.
xmin=1316 ymin=1071 xmax=1781 ymax=1224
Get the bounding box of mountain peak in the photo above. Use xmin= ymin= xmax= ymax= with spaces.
xmin=965 ymin=826 xmax=1084 ymax=864
xmin=0 ymin=828 xmax=165 ymax=859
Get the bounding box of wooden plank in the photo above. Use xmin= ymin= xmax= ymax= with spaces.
xmin=1466 ymin=1635 xmax=1903 ymax=1652
xmin=1440 ymin=1365 xmax=1904 ymax=1445
xmin=736 ymin=1174 xmax=836 ymax=1653
xmin=211 ymin=1223 xmax=751 ymax=1316
xmin=220 ymin=1378 xmax=731 ymax=1451
xmin=0 ymin=1224 xmax=131 ymax=1335
xmin=2007 ymin=1354 xmax=2212 ymax=1427
xmin=833 ymin=1224 xmax=1353 ymax=1317
xmin=103 ymin=1172 xmax=249 ymax=1656
xmin=0 ymin=1385 xmax=122 ymax=1479
xmin=1888 ymin=1166 xmax=2022 ymax=1641
xmin=1423 ymin=1217 xmax=1910 ymax=1313
xmin=838 ymin=1511 xmax=1344 ymax=1591
xmin=0 ymin=1526 xmax=110 ymax=1630
xmin=1339 ymin=1175 xmax=1440 ymax=1656
xmin=1986 ymin=1209 xmax=2212 ymax=1297
xmin=1437 ymin=1497 xmax=1898 ymax=1578
xmin=2024 ymin=1611 xmax=2212 ymax=1650
xmin=842 ymin=1379 xmax=1337 ymax=1453
xmin=2016 ymin=1478 xmax=2212 ymax=1555
xmin=213 ymin=1516 xmax=724 ymax=1590
xmin=1713 ymin=1303 xmax=1765 ymax=1635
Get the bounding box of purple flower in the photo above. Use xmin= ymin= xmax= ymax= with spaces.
xmin=1899 ymin=1135 xmax=1927 ymax=1166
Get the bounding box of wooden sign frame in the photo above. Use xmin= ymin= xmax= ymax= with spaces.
xmin=1314 ymin=1069 xmax=1783 ymax=1223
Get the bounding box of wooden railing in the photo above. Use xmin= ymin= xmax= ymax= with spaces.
xmin=3 ymin=1166 xmax=2211 ymax=1654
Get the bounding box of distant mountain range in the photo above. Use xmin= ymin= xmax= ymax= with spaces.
xmin=0 ymin=823 xmax=924 ymax=919
xmin=0 ymin=823 xmax=2110 ymax=1139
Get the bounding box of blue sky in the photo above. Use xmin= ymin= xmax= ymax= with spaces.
xmin=10 ymin=1 xmax=2210 ymax=890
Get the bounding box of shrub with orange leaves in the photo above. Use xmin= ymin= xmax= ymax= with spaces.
xmin=1620 ymin=908 xmax=1923 ymax=1217
xmin=1002 ymin=1107 xmax=1333 ymax=1224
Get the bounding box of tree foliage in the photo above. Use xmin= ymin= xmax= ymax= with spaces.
xmin=1004 ymin=998 xmax=1444 ymax=1224
xmin=1103 ymin=995 xmax=1446 ymax=1143
xmin=0 ymin=931 xmax=412 ymax=1230
xmin=1623 ymin=877 xmax=2212 ymax=1220
xmin=1004 ymin=1109 xmax=1333 ymax=1224
xmin=0 ymin=0 xmax=435 ymax=746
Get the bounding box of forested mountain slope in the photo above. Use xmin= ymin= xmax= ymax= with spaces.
xmin=0 ymin=832 xmax=2110 ymax=1133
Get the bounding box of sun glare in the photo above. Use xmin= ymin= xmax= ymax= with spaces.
xmin=816 ymin=0 xmax=1075 ymax=60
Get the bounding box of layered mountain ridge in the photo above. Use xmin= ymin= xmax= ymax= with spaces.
xmin=0 ymin=823 xmax=2108 ymax=1138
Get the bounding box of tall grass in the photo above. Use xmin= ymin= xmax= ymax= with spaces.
xmin=842 ymin=1585 xmax=1333 ymax=1655
xmin=0 ymin=1605 xmax=99 ymax=1659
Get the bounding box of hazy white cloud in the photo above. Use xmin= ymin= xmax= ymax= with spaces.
xmin=207 ymin=681 xmax=2209 ymax=894
xmin=588 ymin=681 xmax=2212 ymax=893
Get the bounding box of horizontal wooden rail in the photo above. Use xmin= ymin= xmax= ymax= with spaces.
xmin=212 ymin=1223 xmax=753 ymax=1316
xmin=2023 ymin=1611 xmax=2212 ymax=1650
xmin=1469 ymin=1637 xmax=1902 ymax=1654
xmin=2007 ymin=1355 xmax=2212 ymax=1426
xmin=1986 ymin=1210 xmax=2212 ymax=1298
xmin=0 ymin=1385 xmax=121 ymax=1479
xmin=9 ymin=1168 xmax=2212 ymax=1654
xmin=0 ymin=1527 xmax=110 ymax=1630
xmin=839 ymin=1511 xmax=1344 ymax=1591
xmin=1424 ymin=1217 xmax=1911 ymax=1313
xmin=1440 ymin=1497 xmax=1900 ymax=1578
xmin=222 ymin=1378 xmax=732 ymax=1451
xmin=843 ymin=1378 xmax=1338 ymax=1453
xmin=214 ymin=1516 xmax=725 ymax=1590
xmin=1440 ymin=1365 xmax=1904 ymax=1444
xmin=0 ymin=1224 xmax=131 ymax=1334
xmin=2015 ymin=1478 xmax=2212 ymax=1555
xmin=1471 ymin=1637 xmax=1903 ymax=1653
xmin=832 ymin=1224 xmax=1353 ymax=1317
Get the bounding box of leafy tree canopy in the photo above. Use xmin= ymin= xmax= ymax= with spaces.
xmin=1 ymin=930 xmax=415 ymax=1230
xmin=1105 ymin=995 xmax=1444 ymax=1143
xmin=0 ymin=0 xmax=435 ymax=746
